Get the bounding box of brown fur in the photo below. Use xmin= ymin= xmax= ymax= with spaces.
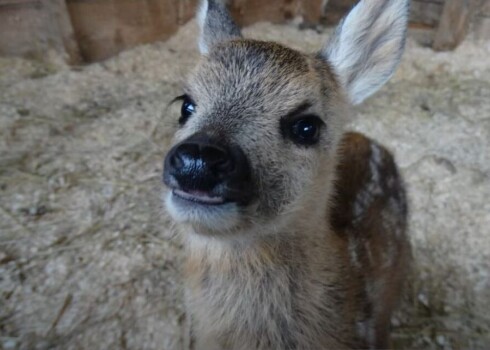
xmin=164 ymin=1 xmax=411 ymax=348
xmin=179 ymin=129 xmax=410 ymax=349
xmin=331 ymin=132 xmax=411 ymax=348
xmin=167 ymin=41 xmax=410 ymax=350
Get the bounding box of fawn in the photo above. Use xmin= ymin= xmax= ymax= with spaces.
xmin=162 ymin=0 xmax=411 ymax=348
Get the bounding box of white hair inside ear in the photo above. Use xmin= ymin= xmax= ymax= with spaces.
xmin=197 ymin=0 xmax=242 ymax=55
xmin=322 ymin=0 xmax=409 ymax=105
xmin=197 ymin=0 xmax=210 ymax=53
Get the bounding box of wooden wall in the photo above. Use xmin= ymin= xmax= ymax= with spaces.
xmin=65 ymin=0 xmax=326 ymax=62
xmin=0 ymin=0 xmax=486 ymax=64
xmin=0 ymin=0 xmax=81 ymax=63
xmin=66 ymin=0 xmax=197 ymax=62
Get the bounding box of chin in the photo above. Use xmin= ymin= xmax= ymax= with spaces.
xmin=164 ymin=190 xmax=243 ymax=234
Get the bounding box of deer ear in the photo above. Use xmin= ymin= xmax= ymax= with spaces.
xmin=321 ymin=0 xmax=409 ymax=105
xmin=197 ymin=0 xmax=242 ymax=54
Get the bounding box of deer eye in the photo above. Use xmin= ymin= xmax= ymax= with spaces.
xmin=287 ymin=116 xmax=323 ymax=145
xmin=179 ymin=95 xmax=196 ymax=125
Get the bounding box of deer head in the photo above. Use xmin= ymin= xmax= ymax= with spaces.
xmin=163 ymin=0 xmax=409 ymax=237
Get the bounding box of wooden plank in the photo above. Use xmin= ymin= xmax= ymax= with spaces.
xmin=0 ymin=0 xmax=41 ymax=6
xmin=66 ymin=0 xmax=197 ymax=62
xmin=47 ymin=0 xmax=82 ymax=64
xmin=484 ymin=0 xmax=490 ymax=15
xmin=323 ymin=0 xmax=356 ymax=25
xmin=433 ymin=0 xmax=471 ymax=51
xmin=410 ymin=0 xmax=444 ymax=27
xmin=324 ymin=0 xmax=444 ymax=27
xmin=2 ymin=0 xmax=481 ymax=64
xmin=474 ymin=0 xmax=490 ymax=40
xmin=0 ymin=0 xmax=81 ymax=63
xmin=230 ymin=0 xmax=324 ymax=26
xmin=66 ymin=0 xmax=324 ymax=62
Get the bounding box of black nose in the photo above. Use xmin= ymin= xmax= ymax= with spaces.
xmin=163 ymin=133 xmax=251 ymax=200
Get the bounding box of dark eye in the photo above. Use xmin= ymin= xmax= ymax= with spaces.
xmin=179 ymin=95 xmax=196 ymax=125
xmin=288 ymin=116 xmax=323 ymax=145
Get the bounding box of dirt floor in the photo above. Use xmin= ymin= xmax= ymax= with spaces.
xmin=1 ymin=20 xmax=489 ymax=350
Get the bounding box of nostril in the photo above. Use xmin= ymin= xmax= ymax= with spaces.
xmin=170 ymin=152 xmax=183 ymax=170
xmin=201 ymin=145 xmax=234 ymax=173
xmin=215 ymin=158 xmax=234 ymax=173
xmin=171 ymin=143 xmax=200 ymax=171
xmin=178 ymin=143 xmax=200 ymax=159
xmin=201 ymin=146 xmax=226 ymax=164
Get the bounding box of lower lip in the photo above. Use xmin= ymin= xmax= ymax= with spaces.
xmin=172 ymin=189 xmax=227 ymax=205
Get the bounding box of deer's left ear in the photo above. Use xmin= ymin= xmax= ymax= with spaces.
xmin=321 ymin=0 xmax=409 ymax=105
xmin=197 ymin=0 xmax=242 ymax=54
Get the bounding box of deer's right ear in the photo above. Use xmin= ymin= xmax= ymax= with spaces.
xmin=197 ymin=0 xmax=242 ymax=54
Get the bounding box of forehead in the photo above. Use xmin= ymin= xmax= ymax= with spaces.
xmin=188 ymin=40 xmax=318 ymax=111
xmin=206 ymin=39 xmax=309 ymax=75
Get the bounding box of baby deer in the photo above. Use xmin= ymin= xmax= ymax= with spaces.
xmin=163 ymin=0 xmax=411 ymax=348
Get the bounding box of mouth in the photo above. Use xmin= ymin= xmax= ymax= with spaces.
xmin=165 ymin=187 xmax=242 ymax=232
xmin=172 ymin=189 xmax=227 ymax=205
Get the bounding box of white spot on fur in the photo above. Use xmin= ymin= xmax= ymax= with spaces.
xmin=353 ymin=143 xmax=385 ymax=223
xmin=365 ymin=241 xmax=374 ymax=265
xmin=385 ymin=197 xmax=404 ymax=238
xmin=349 ymin=238 xmax=361 ymax=268
xmin=356 ymin=319 xmax=376 ymax=348
xmin=369 ymin=143 xmax=383 ymax=193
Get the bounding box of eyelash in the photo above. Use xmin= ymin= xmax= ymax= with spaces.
xmin=172 ymin=94 xmax=196 ymax=125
